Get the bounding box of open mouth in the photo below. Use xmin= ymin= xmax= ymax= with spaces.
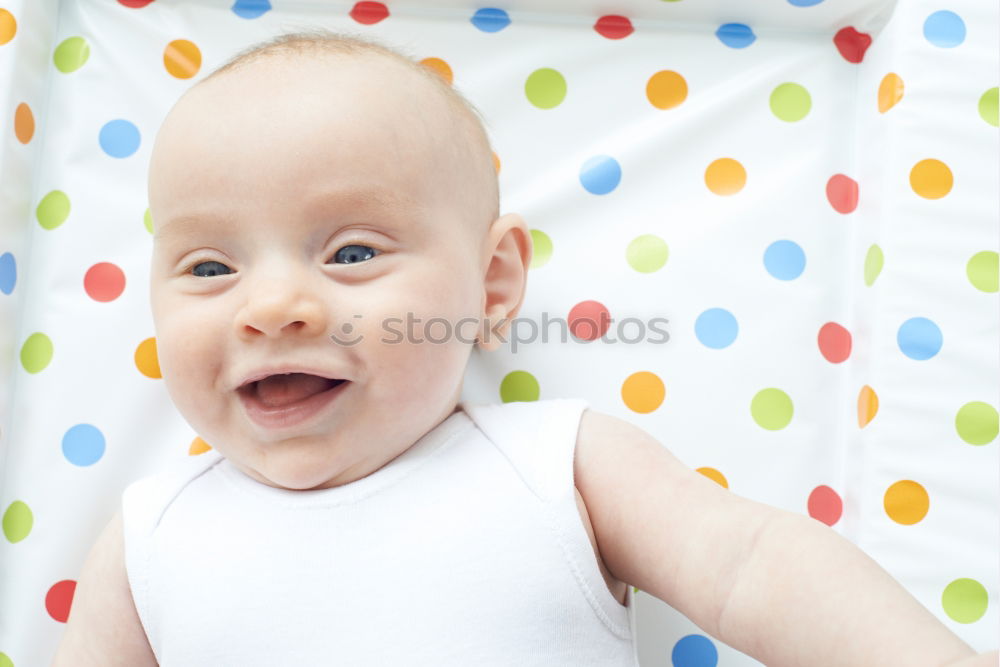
xmin=238 ymin=373 xmax=349 ymax=430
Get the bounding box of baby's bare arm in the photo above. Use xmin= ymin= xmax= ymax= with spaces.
xmin=51 ymin=510 xmax=158 ymax=666
xmin=574 ymin=410 xmax=993 ymax=667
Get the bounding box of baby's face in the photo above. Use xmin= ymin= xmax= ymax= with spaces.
xmin=148 ymin=55 xmax=493 ymax=490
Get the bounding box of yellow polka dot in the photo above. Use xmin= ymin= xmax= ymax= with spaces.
xmin=646 ymin=70 xmax=687 ymax=110
xmin=857 ymin=384 xmax=879 ymax=428
xmin=621 ymin=371 xmax=665 ymax=414
xmin=705 ymin=158 xmax=746 ymax=196
xmin=420 ymin=57 xmax=453 ymax=84
xmin=492 ymin=151 xmax=500 ymax=174
xmin=878 ymin=72 xmax=903 ymax=113
xmin=910 ymin=159 xmax=953 ymax=199
xmin=0 ymin=9 xmax=16 ymax=45
xmin=164 ymin=39 xmax=201 ymax=79
xmin=189 ymin=436 xmax=212 ymax=455
xmin=884 ymin=480 xmax=929 ymax=525
xmin=134 ymin=337 xmax=161 ymax=379
xmin=696 ymin=467 xmax=729 ymax=488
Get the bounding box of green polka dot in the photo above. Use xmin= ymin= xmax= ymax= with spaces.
xmin=20 ymin=332 xmax=53 ymax=374
xmin=144 ymin=208 xmax=154 ymax=235
xmin=769 ymin=83 xmax=811 ymax=122
xmin=942 ymin=578 xmax=989 ymax=623
xmin=967 ymin=251 xmax=998 ymax=293
xmin=3 ymin=501 xmax=33 ymax=544
xmin=751 ymin=388 xmax=793 ymax=430
xmin=864 ymin=244 xmax=883 ymax=286
xmin=36 ymin=190 xmax=70 ymax=230
xmin=525 ymin=68 xmax=567 ymax=109
xmin=626 ymin=234 xmax=669 ymax=273
xmin=529 ymin=229 xmax=552 ymax=268
xmin=500 ymin=370 xmax=539 ymax=403
xmin=979 ymin=87 xmax=998 ymax=127
xmin=0 ymin=652 xmax=12 ymax=667
xmin=53 ymin=36 xmax=90 ymax=73
xmin=956 ymin=402 xmax=998 ymax=445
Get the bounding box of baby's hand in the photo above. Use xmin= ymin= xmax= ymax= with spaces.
xmin=574 ymin=409 xmax=995 ymax=667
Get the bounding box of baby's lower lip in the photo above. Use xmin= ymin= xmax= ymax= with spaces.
xmin=238 ymin=379 xmax=349 ymax=431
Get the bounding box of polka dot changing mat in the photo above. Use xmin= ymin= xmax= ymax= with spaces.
xmin=0 ymin=0 xmax=996 ymax=664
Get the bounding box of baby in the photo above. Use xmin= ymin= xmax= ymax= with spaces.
xmin=53 ymin=29 xmax=995 ymax=666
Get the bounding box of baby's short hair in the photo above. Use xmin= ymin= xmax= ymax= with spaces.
xmin=198 ymin=29 xmax=500 ymax=230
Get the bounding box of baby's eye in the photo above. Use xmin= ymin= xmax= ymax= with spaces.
xmin=191 ymin=260 xmax=233 ymax=277
xmin=331 ymin=244 xmax=380 ymax=265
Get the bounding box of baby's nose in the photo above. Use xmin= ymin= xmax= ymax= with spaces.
xmin=236 ymin=270 xmax=329 ymax=338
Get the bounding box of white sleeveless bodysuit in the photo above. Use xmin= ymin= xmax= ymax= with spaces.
xmin=121 ymin=398 xmax=639 ymax=665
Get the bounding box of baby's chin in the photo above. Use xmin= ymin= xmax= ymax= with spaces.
xmin=231 ymin=443 xmax=372 ymax=491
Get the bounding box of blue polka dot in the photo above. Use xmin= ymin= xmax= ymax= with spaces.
xmin=764 ymin=240 xmax=806 ymax=280
xmin=897 ymin=317 xmax=943 ymax=360
xmin=471 ymin=8 xmax=510 ymax=33
xmin=787 ymin=0 xmax=824 ymax=6
xmin=231 ymin=0 xmax=271 ymax=19
xmin=672 ymin=634 xmax=718 ymax=667
xmin=62 ymin=424 xmax=106 ymax=467
xmin=0 ymin=252 xmax=15 ymax=295
xmin=580 ymin=155 xmax=621 ymax=195
xmin=99 ymin=120 xmax=140 ymax=158
xmin=716 ymin=23 xmax=756 ymax=48
xmin=695 ymin=308 xmax=739 ymax=349
xmin=923 ymin=11 xmax=965 ymax=48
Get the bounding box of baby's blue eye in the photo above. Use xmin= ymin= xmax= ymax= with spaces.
xmin=332 ymin=244 xmax=379 ymax=264
xmin=191 ymin=260 xmax=232 ymax=277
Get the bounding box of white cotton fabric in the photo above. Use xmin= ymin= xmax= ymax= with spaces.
xmin=121 ymin=398 xmax=639 ymax=666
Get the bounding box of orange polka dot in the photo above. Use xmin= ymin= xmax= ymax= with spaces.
xmin=878 ymin=72 xmax=903 ymax=113
xmin=164 ymin=39 xmax=201 ymax=79
xmin=646 ymin=70 xmax=688 ymax=110
xmin=910 ymin=159 xmax=953 ymax=199
xmin=134 ymin=337 xmax=161 ymax=378
xmin=696 ymin=467 xmax=729 ymax=488
xmin=857 ymin=384 xmax=878 ymax=428
xmin=621 ymin=371 xmax=665 ymax=414
xmin=189 ymin=436 xmax=212 ymax=455
xmin=0 ymin=9 xmax=16 ymax=45
xmin=14 ymin=102 xmax=34 ymax=144
xmin=705 ymin=158 xmax=746 ymax=196
xmin=420 ymin=57 xmax=453 ymax=84
xmin=492 ymin=151 xmax=500 ymax=174
xmin=884 ymin=480 xmax=929 ymax=525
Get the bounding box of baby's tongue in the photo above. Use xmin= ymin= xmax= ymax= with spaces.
xmin=255 ymin=373 xmax=332 ymax=408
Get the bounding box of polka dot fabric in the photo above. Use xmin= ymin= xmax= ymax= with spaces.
xmin=0 ymin=0 xmax=996 ymax=664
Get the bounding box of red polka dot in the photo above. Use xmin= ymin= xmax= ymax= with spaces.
xmin=117 ymin=0 xmax=156 ymax=7
xmin=833 ymin=27 xmax=872 ymax=64
xmin=568 ymin=300 xmax=611 ymax=341
xmin=349 ymin=1 xmax=389 ymax=24
xmin=594 ymin=15 xmax=634 ymax=39
xmin=818 ymin=322 xmax=852 ymax=363
xmin=46 ymin=579 xmax=76 ymax=623
xmin=808 ymin=485 xmax=843 ymax=526
xmin=826 ymin=174 xmax=859 ymax=214
xmin=84 ymin=262 xmax=126 ymax=302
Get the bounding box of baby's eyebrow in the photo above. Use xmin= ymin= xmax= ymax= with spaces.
xmin=303 ymin=185 xmax=419 ymax=219
xmin=153 ymin=215 xmax=228 ymax=242
xmin=154 ymin=186 xmax=421 ymax=242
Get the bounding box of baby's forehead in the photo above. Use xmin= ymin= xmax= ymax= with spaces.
xmin=151 ymin=48 xmax=497 ymax=236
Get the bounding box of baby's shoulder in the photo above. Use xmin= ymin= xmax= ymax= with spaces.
xmin=122 ymin=449 xmax=225 ymax=532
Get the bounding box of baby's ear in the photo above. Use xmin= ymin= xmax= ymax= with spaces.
xmin=478 ymin=212 xmax=531 ymax=351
